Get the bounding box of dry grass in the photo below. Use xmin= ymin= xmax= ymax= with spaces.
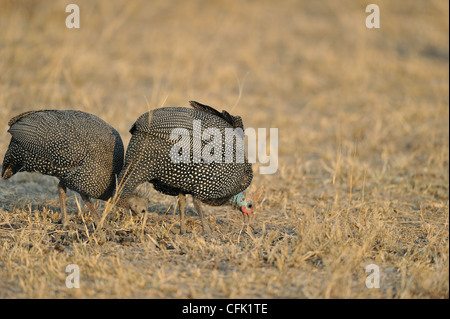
xmin=0 ymin=0 xmax=448 ymax=298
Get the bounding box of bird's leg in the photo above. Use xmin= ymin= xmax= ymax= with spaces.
xmin=244 ymin=214 xmax=254 ymax=233
xmin=193 ymin=198 xmax=211 ymax=234
xmin=58 ymin=181 xmax=68 ymax=227
xmin=178 ymin=194 xmax=186 ymax=234
xmin=81 ymin=194 xmax=101 ymax=227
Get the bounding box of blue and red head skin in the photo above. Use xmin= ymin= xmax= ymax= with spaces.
xmin=230 ymin=192 xmax=253 ymax=217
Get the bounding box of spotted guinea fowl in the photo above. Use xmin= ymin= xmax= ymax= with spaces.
xmin=1 ymin=110 xmax=147 ymax=227
xmin=117 ymin=101 xmax=254 ymax=234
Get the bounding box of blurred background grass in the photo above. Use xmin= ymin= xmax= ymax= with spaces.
xmin=0 ymin=0 xmax=448 ymax=298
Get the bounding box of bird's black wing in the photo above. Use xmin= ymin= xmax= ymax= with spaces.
xmin=8 ymin=110 xmax=84 ymax=168
xmin=189 ymin=101 xmax=244 ymax=130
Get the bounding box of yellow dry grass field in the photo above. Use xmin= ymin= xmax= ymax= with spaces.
xmin=0 ymin=0 xmax=448 ymax=299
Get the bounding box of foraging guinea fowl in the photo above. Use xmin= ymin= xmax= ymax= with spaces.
xmin=1 ymin=110 xmax=147 ymax=227
xmin=117 ymin=101 xmax=254 ymax=234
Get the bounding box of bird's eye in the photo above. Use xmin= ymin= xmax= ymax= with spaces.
xmin=141 ymin=209 xmax=146 ymax=214
xmin=247 ymin=203 xmax=253 ymax=209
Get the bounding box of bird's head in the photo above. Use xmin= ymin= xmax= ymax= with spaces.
xmin=116 ymin=195 xmax=148 ymax=215
xmin=230 ymin=187 xmax=264 ymax=219
xmin=230 ymin=192 xmax=254 ymax=217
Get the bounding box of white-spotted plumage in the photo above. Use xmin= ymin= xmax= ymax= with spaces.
xmin=118 ymin=101 xmax=253 ymax=233
xmin=1 ymin=110 xmax=125 ymax=226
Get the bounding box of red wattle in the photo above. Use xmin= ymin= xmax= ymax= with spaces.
xmin=241 ymin=205 xmax=253 ymax=216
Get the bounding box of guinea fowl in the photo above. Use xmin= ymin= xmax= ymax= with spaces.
xmin=1 ymin=110 xmax=147 ymax=227
xmin=117 ymin=101 xmax=254 ymax=234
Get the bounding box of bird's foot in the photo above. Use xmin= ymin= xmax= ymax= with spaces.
xmin=200 ymin=222 xmax=212 ymax=236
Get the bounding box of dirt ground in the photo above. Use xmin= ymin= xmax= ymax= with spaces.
xmin=0 ymin=0 xmax=448 ymax=298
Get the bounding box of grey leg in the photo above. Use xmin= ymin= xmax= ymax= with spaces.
xmin=178 ymin=194 xmax=186 ymax=234
xmin=81 ymin=194 xmax=101 ymax=226
xmin=192 ymin=198 xmax=211 ymax=234
xmin=58 ymin=182 xmax=68 ymax=227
